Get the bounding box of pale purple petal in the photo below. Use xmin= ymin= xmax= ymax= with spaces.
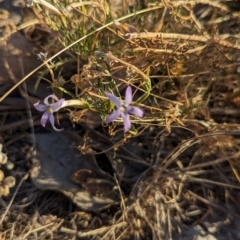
xmin=49 ymin=114 xmax=64 ymax=131
xmin=44 ymin=94 xmax=60 ymax=105
xmin=105 ymin=92 xmax=121 ymax=108
xmin=40 ymin=111 xmax=50 ymax=127
xmin=105 ymin=109 xmax=121 ymax=123
xmin=34 ymin=102 xmax=47 ymax=112
xmin=52 ymin=125 xmax=64 ymax=131
xmin=127 ymin=106 xmax=144 ymax=117
xmin=125 ymin=86 xmax=132 ymax=105
xmin=50 ymin=98 xmax=65 ymax=111
xmin=121 ymin=113 xmax=131 ymax=132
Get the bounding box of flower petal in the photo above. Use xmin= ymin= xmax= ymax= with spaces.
xmin=50 ymin=98 xmax=65 ymax=111
xmin=121 ymin=113 xmax=131 ymax=132
xmin=40 ymin=111 xmax=50 ymax=127
xmin=44 ymin=94 xmax=60 ymax=105
xmin=49 ymin=114 xmax=64 ymax=131
xmin=105 ymin=92 xmax=121 ymax=108
xmin=127 ymin=106 xmax=144 ymax=117
xmin=105 ymin=109 xmax=121 ymax=123
xmin=125 ymin=86 xmax=132 ymax=105
xmin=34 ymin=102 xmax=47 ymax=112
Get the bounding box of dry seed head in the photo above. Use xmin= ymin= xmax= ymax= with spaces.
xmin=5 ymin=161 xmax=14 ymax=170
xmin=71 ymin=74 xmax=84 ymax=88
xmin=0 ymin=185 xmax=9 ymax=196
xmin=169 ymin=62 xmax=186 ymax=76
xmin=0 ymin=170 xmax=4 ymax=182
xmin=3 ymin=176 xmax=16 ymax=188
xmin=134 ymin=231 xmax=140 ymax=239
xmin=0 ymin=148 xmax=7 ymax=165
xmin=136 ymin=218 xmax=141 ymax=229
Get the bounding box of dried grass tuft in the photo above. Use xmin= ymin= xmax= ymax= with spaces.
xmin=1 ymin=0 xmax=240 ymax=239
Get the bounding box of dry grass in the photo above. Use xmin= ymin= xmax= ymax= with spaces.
xmin=1 ymin=0 xmax=240 ymax=239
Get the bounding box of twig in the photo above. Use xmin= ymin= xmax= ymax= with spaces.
xmin=126 ymin=32 xmax=240 ymax=50
xmin=114 ymin=174 xmax=128 ymax=221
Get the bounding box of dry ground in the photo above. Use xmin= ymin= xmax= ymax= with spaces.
xmin=1 ymin=0 xmax=240 ymax=239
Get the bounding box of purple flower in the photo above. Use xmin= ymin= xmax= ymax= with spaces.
xmin=34 ymin=94 xmax=65 ymax=131
xmin=105 ymin=86 xmax=144 ymax=132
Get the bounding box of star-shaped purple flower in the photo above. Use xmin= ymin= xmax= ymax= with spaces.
xmin=34 ymin=94 xmax=65 ymax=131
xmin=105 ymin=86 xmax=144 ymax=132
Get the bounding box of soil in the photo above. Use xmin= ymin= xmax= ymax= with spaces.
xmin=1 ymin=1 xmax=240 ymax=240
